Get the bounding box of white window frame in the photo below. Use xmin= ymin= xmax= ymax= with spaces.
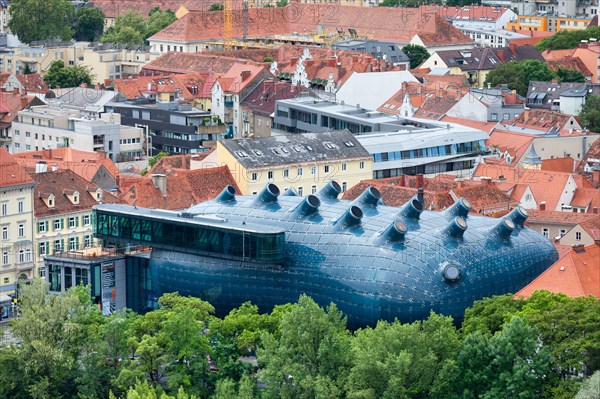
xmin=18 ymin=223 xmax=25 ymax=238
xmin=359 ymin=161 xmax=365 ymax=170
xmin=83 ymin=215 xmax=91 ymax=226
xmin=68 ymin=217 xmax=76 ymax=229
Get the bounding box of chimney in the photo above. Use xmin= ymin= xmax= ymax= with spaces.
xmin=593 ymin=168 xmax=600 ymax=185
xmin=151 ymin=174 xmax=167 ymax=197
xmin=305 ymin=59 xmax=314 ymax=67
xmin=35 ymin=161 xmax=47 ymax=174
xmin=327 ymin=58 xmax=336 ymax=67
xmin=43 ymin=148 xmax=52 ymax=159
xmin=241 ymin=70 xmax=251 ymax=81
xmin=416 ymin=174 xmax=424 ymax=189
xmin=539 ymin=201 xmax=546 ymax=211
xmin=291 ymin=57 xmax=298 ymax=66
xmin=551 ymin=78 xmax=558 ymax=84
xmin=402 ymin=81 xmax=408 ymax=91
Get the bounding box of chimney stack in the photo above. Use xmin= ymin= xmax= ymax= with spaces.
xmin=327 ymin=58 xmax=336 ymax=67
xmin=291 ymin=57 xmax=298 ymax=66
xmin=241 ymin=70 xmax=251 ymax=81
xmin=151 ymin=174 xmax=168 ymax=197
xmin=539 ymin=201 xmax=546 ymax=211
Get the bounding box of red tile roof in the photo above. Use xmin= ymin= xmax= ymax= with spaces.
xmin=541 ymin=157 xmax=575 ymax=173
xmin=451 ymin=184 xmax=518 ymax=213
xmin=484 ymin=129 xmax=534 ymax=166
xmin=0 ymin=91 xmax=39 ymax=124
xmin=440 ymin=115 xmax=497 ymax=133
xmin=571 ymin=188 xmax=600 ymax=210
xmin=141 ymin=52 xmax=260 ymax=76
xmin=0 ymin=148 xmax=35 ymax=188
xmin=526 ymin=209 xmax=599 ymax=225
xmin=12 ymin=148 xmax=120 ymax=181
xmin=119 ymin=166 xmax=240 ymax=210
xmin=516 ymin=244 xmax=600 ymax=298
xmin=510 ymin=108 xmax=577 ymax=131
xmin=241 ymin=80 xmax=299 ymax=117
xmin=89 ymin=0 xmax=204 ymax=19
xmin=547 ymin=57 xmax=593 ymax=78
xmin=16 ymin=74 xmax=49 ymax=94
xmin=421 ymin=5 xmax=511 ymax=23
xmin=32 ymin=169 xmax=122 ymax=217
xmin=579 ymin=216 xmax=600 ymax=240
xmin=110 ymin=73 xmax=214 ymax=100
xmin=474 ymin=164 xmax=576 ymax=211
xmin=150 ymin=5 xmax=472 ymax=46
xmin=216 ymin=63 xmax=270 ymax=94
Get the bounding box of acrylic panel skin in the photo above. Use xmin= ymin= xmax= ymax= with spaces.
xmin=94 ymin=182 xmax=558 ymax=327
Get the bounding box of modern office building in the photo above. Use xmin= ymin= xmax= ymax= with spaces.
xmin=273 ymin=97 xmax=488 ymax=177
xmin=90 ymin=182 xmax=559 ymax=326
xmin=104 ymin=101 xmax=226 ymax=156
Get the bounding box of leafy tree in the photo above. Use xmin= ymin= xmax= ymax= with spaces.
xmin=146 ymin=9 xmax=177 ymax=39
xmin=402 ymin=44 xmax=430 ymax=69
xmin=8 ymin=0 xmax=74 ymax=44
xmin=212 ymin=378 xmax=237 ymax=399
xmin=580 ymin=95 xmax=600 ymax=133
xmin=378 ymin=0 xmax=400 ymax=6
xmin=74 ymin=7 xmax=105 ymax=41
xmin=457 ymin=316 xmax=550 ymax=399
xmin=555 ymin=67 xmax=586 ymax=83
xmin=536 ymin=26 xmax=600 ymax=51
xmin=148 ymin=151 xmax=171 ymax=168
xmin=23 ymin=63 xmax=33 ymax=75
xmin=461 ymin=294 xmax=527 ymax=336
xmin=575 ymin=371 xmax=600 ymax=399
xmin=209 ymin=302 xmax=268 ymax=354
xmin=263 ymin=57 xmax=274 ymax=63
xmin=209 ymin=3 xmax=224 ymax=11
xmin=9 ymin=279 xmax=103 ymax=399
xmin=446 ymin=0 xmax=481 ymax=5
xmin=257 ymin=295 xmax=352 ymax=399
xmin=276 ymin=0 xmax=289 ymax=7
xmin=101 ymin=11 xmax=146 ymax=45
xmin=484 ymin=60 xmax=555 ymax=96
xmin=346 ymin=312 xmax=460 ymax=399
xmin=44 ymin=60 xmax=95 ymax=88
xmin=238 ymin=374 xmax=257 ymax=399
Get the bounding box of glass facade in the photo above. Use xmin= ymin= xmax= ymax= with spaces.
xmin=94 ymin=187 xmax=558 ymax=327
xmin=94 ymin=211 xmax=286 ymax=264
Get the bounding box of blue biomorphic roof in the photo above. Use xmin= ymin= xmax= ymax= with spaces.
xmin=95 ymin=181 xmax=558 ymax=327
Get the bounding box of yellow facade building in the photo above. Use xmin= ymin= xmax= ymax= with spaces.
xmin=204 ymin=131 xmax=373 ymax=196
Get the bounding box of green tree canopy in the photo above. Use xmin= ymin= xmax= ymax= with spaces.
xmin=8 ymin=0 xmax=74 ymax=44
xmin=580 ymin=94 xmax=600 ymax=133
xmin=73 ymin=7 xmax=105 ymax=41
xmin=43 ymin=60 xmax=95 ymax=88
xmin=484 ymin=60 xmax=556 ymax=96
xmin=402 ymin=44 xmax=430 ymax=69
xmin=146 ymin=9 xmax=177 ymax=39
xmin=209 ymin=3 xmax=224 ymax=11
xmin=536 ymin=26 xmax=600 ymax=51
xmin=555 ymin=67 xmax=586 ymax=83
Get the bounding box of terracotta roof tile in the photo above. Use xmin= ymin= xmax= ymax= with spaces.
xmin=526 ymin=209 xmax=598 ymax=225
xmin=119 ymin=166 xmax=239 ymax=210
xmin=142 ymin=52 xmax=259 ymax=75
xmin=451 ymin=184 xmax=518 ymax=212
xmin=241 ymin=80 xmax=299 ymax=117
xmin=485 ymin=130 xmax=534 ymax=166
xmin=541 ymin=157 xmax=576 ymax=173
xmin=440 ymin=115 xmax=497 ymax=132
xmin=571 ymin=188 xmax=600 ymax=210
xmin=511 ymin=108 xmax=577 ymax=131
xmin=547 ymin=57 xmax=593 ymax=78
xmin=150 ymin=5 xmax=472 ymax=46
xmin=16 ymin=74 xmax=49 ymax=93
xmin=474 ymin=163 xmax=578 ymax=211
xmin=32 ymin=169 xmax=122 ymax=218
xmin=516 ymin=244 xmax=600 ymax=298
xmin=216 ymin=63 xmax=270 ymax=94
xmin=0 ymin=148 xmax=35 ymax=187
xmin=110 ymin=73 xmax=214 ymax=100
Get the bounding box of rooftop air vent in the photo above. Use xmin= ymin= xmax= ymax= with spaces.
xmin=216 ymin=185 xmax=236 ymax=203
xmin=318 ymin=181 xmax=341 ymax=200
xmin=445 ymin=197 xmax=472 ymax=219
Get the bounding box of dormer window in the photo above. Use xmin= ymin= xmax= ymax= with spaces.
xmin=41 ymin=193 xmax=56 ymax=208
xmin=48 ymin=198 xmax=54 ymax=207
xmin=73 ymin=192 xmax=79 ymax=204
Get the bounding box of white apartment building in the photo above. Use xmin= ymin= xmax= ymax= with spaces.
xmin=9 ymin=105 xmax=144 ymax=161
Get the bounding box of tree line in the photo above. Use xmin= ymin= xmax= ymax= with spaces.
xmin=8 ymin=0 xmax=176 ymax=45
xmin=1 ymin=280 xmax=598 ymax=399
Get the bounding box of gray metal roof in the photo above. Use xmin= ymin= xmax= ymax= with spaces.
xmin=219 ymin=131 xmax=371 ymax=169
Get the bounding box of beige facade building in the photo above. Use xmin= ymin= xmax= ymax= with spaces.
xmin=205 ymin=131 xmax=373 ymax=196
xmin=0 ymin=148 xmax=36 ymax=297
xmin=31 ymin=167 xmax=121 ymax=284
xmin=0 ymin=42 xmax=160 ymax=83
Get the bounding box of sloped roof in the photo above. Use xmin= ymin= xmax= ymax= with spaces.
xmin=150 ymin=5 xmax=472 ymax=46
xmin=433 ymin=47 xmax=501 ymax=71
xmin=32 ymin=169 xmax=122 ymax=217
xmin=216 ymin=63 xmax=269 ymax=94
xmin=0 ymin=91 xmax=39 ymax=124
xmin=0 ymin=148 xmax=35 ymax=188
xmin=440 ymin=115 xmax=497 ymax=133
xmin=110 ymin=73 xmax=214 ymax=100
xmin=570 ymin=188 xmax=600 ymax=210
xmin=16 ymin=73 xmax=49 ymax=93
xmin=241 ymin=80 xmax=299 ymax=117
xmin=579 ymin=216 xmax=600 ymax=240
xmin=492 ymin=45 xmax=544 ymax=63
xmin=516 ymin=244 xmax=600 ymax=299
xmin=511 ymin=108 xmax=576 ymax=130
xmin=547 ymin=57 xmax=593 ymax=78
xmin=526 ymin=209 xmax=598 ymax=225
xmin=541 ymin=157 xmax=575 ymax=173
xmin=142 ymin=52 xmax=259 ymax=75
xmin=473 ymin=163 xmax=574 ymax=211
xmin=451 ymin=184 xmax=518 ymax=212
xmin=119 ymin=166 xmax=240 ymax=210
xmin=220 ymin=130 xmax=370 ymax=169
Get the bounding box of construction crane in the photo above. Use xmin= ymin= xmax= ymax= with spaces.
xmin=224 ymin=0 xmax=248 ymax=50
